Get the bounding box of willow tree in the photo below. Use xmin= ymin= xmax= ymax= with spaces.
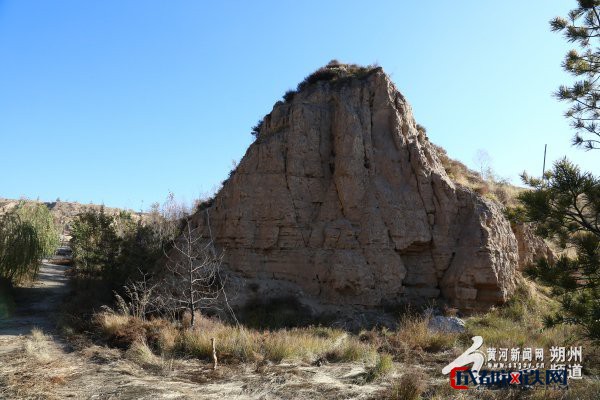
xmin=0 ymin=202 xmax=59 ymax=285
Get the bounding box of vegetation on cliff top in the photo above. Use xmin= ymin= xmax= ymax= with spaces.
xmin=251 ymin=60 xmax=381 ymax=139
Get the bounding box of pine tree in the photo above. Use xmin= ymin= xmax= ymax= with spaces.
xmin=519 ymin=160 xmax=600 ymax=340
xmin=516 ymin=1 xmax=600 ymax=341
xmin=551 ymin=0 xmax=600 ymax=149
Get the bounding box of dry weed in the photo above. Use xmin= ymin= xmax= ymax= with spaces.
xmin=24 ymin=327 xmax=54 ymax=363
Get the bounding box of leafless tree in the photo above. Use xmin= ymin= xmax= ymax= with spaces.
xmin=473 ymin=149 xmax=493 ymax=180
xmin=147 ymin=192 xmax=192 ymax=246
xmin=161 ymin=217 xmax=232 ymax=328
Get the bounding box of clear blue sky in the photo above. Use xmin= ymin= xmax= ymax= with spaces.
xmin=1 ymin=1 xmax=598 ymax=210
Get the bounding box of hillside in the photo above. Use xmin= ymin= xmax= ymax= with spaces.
xmin=0 ymin=198 xmax=145 ymax=239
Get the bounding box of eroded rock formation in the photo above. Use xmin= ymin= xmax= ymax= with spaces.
xmin=189 ymin=64 xmax=519 ymax=314
xmin=512 ymin=222 xmax=555 ymax=270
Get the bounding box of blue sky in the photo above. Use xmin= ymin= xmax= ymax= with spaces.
xmin=0 ymin=1 xmax=598 ymax=210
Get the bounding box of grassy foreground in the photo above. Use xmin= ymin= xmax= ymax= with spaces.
xmin=85 ymin=279 xmax=599 ymax=399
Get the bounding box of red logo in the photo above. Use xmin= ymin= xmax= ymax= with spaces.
xmin=509 ymin=372 xmax=521 ymax=384
xmin=450 ymin=367 xmax=469 ymax=390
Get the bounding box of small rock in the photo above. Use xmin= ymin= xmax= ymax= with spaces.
xmin=428 ymin=315 xmax=466 ymax=333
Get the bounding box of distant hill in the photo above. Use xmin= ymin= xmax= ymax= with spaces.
xmin=0 ymin=198 xmax=145 ymax=240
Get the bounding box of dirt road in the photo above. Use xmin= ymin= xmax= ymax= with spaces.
xmin=0 ymin=263 xmax=69 ymax=337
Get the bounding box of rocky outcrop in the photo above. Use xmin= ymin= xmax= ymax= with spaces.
xmin=512 ymin=222 xmax=555 ymax=270
xmin=188 ymin=64 xmax=519 ymax=315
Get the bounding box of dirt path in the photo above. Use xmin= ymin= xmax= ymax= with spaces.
xmin=0 ymin=263 xmax=69 ymax=337
xmin=0 ymin=264 xmax=385 ymax=399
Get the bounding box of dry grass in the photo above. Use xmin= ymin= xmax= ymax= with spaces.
xmin=326 ymin=336 xmax=378 ymax=363
xmin=89 ymin=279 xmax=600 ymax=398
xmin=262 ymin=330 xmax=329 ymax=362
xmin=155 ymin=322 xmax=179 ymax=353
xmin=178 ymin=324 xmax=259 ymax=362
xmin=465 ymin=279 xmax=581 ymax=349
xmin=95 ymin=313 xmax=131 ymax=337
xmin=354 ymin=313 xmax=460 ymax=363
xmin=24 ymin=327 xmax=54 ymax=363
xmin=393 ymin=315 xmax=459 ymax=353
xmin=434 ymin=144 xmax=523 ymax=208
xmin=365 ymin=353 xmax=394 ymax=382
xmin=125 ymin=340 xmax=173 ymax=374
xmin=0 ymin=329 xmax=66 ymax=399
xmin=126 ymin=340 xmax=158 ymax=365
xmin=376 ymin=370 xmax=426 ymax=400
xmin=95 ymin=312 xmax=377 ymax=365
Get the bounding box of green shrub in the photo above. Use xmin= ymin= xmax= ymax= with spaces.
xmin=251 ymin=118 xmax=264 ymax=138
xmin=70 ymin=208 xmax=120 ymax=275
xmin=282 ymin=90 xmax=296 ymax=102
xmin=195 ymin=197 xmax=214 ymax=212
xmin=70 ymin=204 xmax=178 ymax=289
xmin=0 ymin=202 xmax=59 ymax=285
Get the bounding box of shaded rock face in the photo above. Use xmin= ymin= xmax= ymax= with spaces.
xmin=512 ymin=223 xmax=555 ymax=270
xmin=190 ymin=67 xmax=518 ymax=314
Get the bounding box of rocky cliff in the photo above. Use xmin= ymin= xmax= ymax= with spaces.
xmin=512 ymin=222 xmax=555 ymax=270
xmin=188 ymin=63 xmax=520 ymax=315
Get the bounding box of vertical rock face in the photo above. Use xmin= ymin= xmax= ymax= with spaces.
xmin=512 ymin=222 xmax=555 ymax=270
xmin=190 ymin=65 xmax=518 ymax=314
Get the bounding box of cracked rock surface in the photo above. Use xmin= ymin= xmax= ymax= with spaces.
xmin=189 ymin=67 xmax=519 ymax=314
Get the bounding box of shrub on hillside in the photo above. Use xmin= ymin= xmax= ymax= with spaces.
xmin=282 ymin=90 xmax=296 ymax=103
xmin=433 ymin=144 xmax=522 ymax=208
xmin=250 ymin=118 xmax=263 ymax=138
